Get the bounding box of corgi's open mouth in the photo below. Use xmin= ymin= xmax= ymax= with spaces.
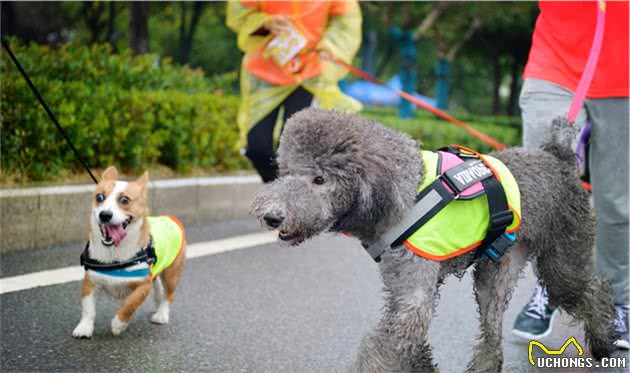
xmin=99 ymin=217 xmax=132 ymax=247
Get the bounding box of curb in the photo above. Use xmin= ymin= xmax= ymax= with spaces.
xmin=0 ymin=175 xmax=262 ymax=253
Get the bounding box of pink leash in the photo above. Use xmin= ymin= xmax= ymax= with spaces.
xmin=567 ymin=0 xmax=607 ymax=123
xmin=571 ymin=0 xmax=606 ymax=192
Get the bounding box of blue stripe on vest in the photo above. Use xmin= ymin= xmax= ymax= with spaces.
xmin=93 ymin=268 xmax=150 ymax=278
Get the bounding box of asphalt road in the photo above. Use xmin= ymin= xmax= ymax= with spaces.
xmin=1 ymin=218 xmax=628 ymax=373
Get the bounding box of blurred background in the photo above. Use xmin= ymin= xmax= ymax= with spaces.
xmin=1 ymin=1 xmax=537 ymax=185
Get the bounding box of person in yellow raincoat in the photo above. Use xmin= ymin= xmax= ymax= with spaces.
xmin=226 ymin=0 xmax=362 ymax=182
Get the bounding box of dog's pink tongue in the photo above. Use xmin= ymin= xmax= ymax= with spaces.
xmin=105 ymin=224 xmax=127 ymax=247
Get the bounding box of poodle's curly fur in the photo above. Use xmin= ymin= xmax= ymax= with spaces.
xmin=251 ymin=108 xmax=616 ymax=372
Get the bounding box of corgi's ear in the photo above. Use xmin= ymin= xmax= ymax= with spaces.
xmin=102 ymin=166 xmax=118 ymax=181
xmin=136 ymin=171 xmax=149 ymax=189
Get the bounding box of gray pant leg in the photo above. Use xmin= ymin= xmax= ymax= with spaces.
xmin=520 ymin=78 xmax=587 ymax=149
xmin=585 ymin=97 xmax=630 ymax=305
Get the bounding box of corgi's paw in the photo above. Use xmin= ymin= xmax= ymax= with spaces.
xmin=151 ymin=302 xmax=170 ymax=325
xmin=111 ymin=315 xmax=129 ymax=336
xmin=72 ymin=321 xmax=94 ymax=339
xmin=150 ymin=310 xmax=169 ymax=325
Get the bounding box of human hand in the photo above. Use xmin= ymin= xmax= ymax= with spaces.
xmin=264 ymin=16 xmax=291 ymax=35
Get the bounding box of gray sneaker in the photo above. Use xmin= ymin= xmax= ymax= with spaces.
xmin=613 ymin=304 xmax=629 ymax=350
xmin=512 ymin=284 xmax=558 ymax=340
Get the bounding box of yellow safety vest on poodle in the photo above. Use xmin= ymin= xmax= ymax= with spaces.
xmin=364 ymin=146 xmax=521 ymax=263
xmin=403 ymin=150 xmax=521 ymax=261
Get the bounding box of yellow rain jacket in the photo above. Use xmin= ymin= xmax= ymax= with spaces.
xmin=226 ymin=0 xmax=363 ymax=148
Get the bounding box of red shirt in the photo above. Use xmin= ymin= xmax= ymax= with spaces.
xmin=523 ymin=1 xmax=629 ymax=98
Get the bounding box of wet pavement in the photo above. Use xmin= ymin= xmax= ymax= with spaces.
xmin=1 ymin=219 xmax=628 ymax=372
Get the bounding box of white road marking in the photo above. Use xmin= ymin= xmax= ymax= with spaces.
xmin=0 ymin=231 xmax=277 ymax=295
xmin=186 ymin=231 xmax=276 ymax=258
xmin=0 ymin=175 xmax=261 ymax=197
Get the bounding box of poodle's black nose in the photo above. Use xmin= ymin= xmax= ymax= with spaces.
xmin=99 ymin=210 xmax=113 ymax=223
xmin=263 ymin=213 xmax=284 ymax=229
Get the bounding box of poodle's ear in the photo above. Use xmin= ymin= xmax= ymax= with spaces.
xmin=357 ymin=174 xmax=399 ymax=225
xmin=102 ymin=166 xmax=118 ymax=181
xmin=357 ymin=178 xmax=377 ymax=220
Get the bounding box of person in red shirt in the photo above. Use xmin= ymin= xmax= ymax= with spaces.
xmin=523 ymin=1 xmax=628 ymax=100
xmin=512 ymin=1 xmax=629 ymax=349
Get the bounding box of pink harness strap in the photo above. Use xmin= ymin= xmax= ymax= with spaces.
xmin=567 ymin=0 xmax=606 ymax=123
xmin=438 ymin=151 xmax=484 ymax=198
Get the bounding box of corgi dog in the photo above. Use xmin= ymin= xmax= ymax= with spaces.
xmin=72 ymin=166 xmax=186 ymax=338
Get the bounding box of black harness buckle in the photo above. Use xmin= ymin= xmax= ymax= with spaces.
xmin=484 ymin=233 xmax=517 ymax=262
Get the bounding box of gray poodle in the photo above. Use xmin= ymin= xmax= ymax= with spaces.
xmin=251 ymin=108 xmax=615 ymax=372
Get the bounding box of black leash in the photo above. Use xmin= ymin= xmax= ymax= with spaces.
xmin=1 ymin=39 xmax=98 ymax=184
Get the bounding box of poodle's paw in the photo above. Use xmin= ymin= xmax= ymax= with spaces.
xmin=72 ymin=321 xmax=94 ymax=339
xmin=111 ymin=315 xmax=129 ymax=336
xmin=150 ymin=311 xmax=169 ymax=325
xmin=465 ymin=352 xmax=503 ymax=373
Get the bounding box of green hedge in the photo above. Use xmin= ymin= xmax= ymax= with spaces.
xmin=1 ymin=41 xmax=522 ymax=183
xmin=363 ymin=107 xmax=522 ymax=154
xmin=1 ymin=40 xmax=246 ymax=182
